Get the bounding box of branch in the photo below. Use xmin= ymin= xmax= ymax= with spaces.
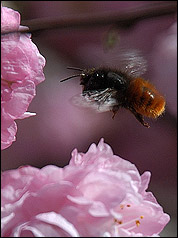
xmin=1 ymin=1 xmax=177 ymax=35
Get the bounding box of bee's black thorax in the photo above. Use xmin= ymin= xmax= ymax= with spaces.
xmin=80 ymin=67 xmax=129 ymax=92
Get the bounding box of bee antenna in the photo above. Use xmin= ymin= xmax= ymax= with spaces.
xmin=67 ymin=66 xmax=84 ymax=71
xmin=60 ymin=74 xmax=81 ymax=82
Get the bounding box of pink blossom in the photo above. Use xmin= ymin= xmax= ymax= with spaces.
xmin=1 ymin=6 xmax=46 ymax=150
xmin=1 ymin=139 xmax=170 ymax=237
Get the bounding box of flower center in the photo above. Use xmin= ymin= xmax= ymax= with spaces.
xmin=114 ymin=204 xmax=144 ymax=231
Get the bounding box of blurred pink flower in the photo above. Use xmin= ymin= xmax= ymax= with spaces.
xmin=1 ymin=139 xmax=170 ymax=237
xmin=1 ymin=6 xmax=46 ymax=150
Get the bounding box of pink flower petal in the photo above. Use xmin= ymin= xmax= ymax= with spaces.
xmin=1 ymin=6 xmax=45 ymax=150
xmin=36 ymin=212 xmax=80 ymax=237
xmin=1 ymin=139 xmax=170 ymax=237
xmin=1 ymin=119 xmax=17 ymax=150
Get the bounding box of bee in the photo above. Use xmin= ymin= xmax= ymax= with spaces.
xmin=60 ymin=52 xmax=165 ymax=128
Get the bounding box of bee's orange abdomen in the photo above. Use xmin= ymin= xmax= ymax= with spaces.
xmin=127 ymin=78 xmax=165 ymax=118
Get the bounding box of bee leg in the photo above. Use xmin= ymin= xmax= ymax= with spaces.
xmin=111 ymin=106 xmax=119 ymax=119
xmin=130 ymin=108 xmax=150 ymax=128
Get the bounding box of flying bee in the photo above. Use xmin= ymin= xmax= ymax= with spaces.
xmin=60 ymin=51 xmax=165 ymax=128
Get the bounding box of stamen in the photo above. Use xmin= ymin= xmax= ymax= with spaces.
xmin=114 ymin=215 xmax=144 ymax=231
xmin=127 ymin=225 xmax=138 ymax=231
xmin=114 ymin=204 xmax=144 ymax=231
xmin=120 ymin=204 xmax=131 ymax=209
xmin=135 ymin=220 xmax=140 ymax=227
xmin=120 ymin=204 xmax=124 ymax=209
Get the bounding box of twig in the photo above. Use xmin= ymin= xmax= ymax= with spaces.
xmin=1 ymin=1 xmax=177 ymax=35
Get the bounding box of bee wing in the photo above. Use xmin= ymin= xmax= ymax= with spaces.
xmin=71 ymin=88 xmax=118 ymax=112
xmin=118 ymin=49 xmax=147 ymax=77
xmin=101 ymin=48 xmax=147 ymax=77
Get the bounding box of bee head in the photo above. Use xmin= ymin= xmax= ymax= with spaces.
xmin=80 ymin=68 xmax=107 ymax=91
